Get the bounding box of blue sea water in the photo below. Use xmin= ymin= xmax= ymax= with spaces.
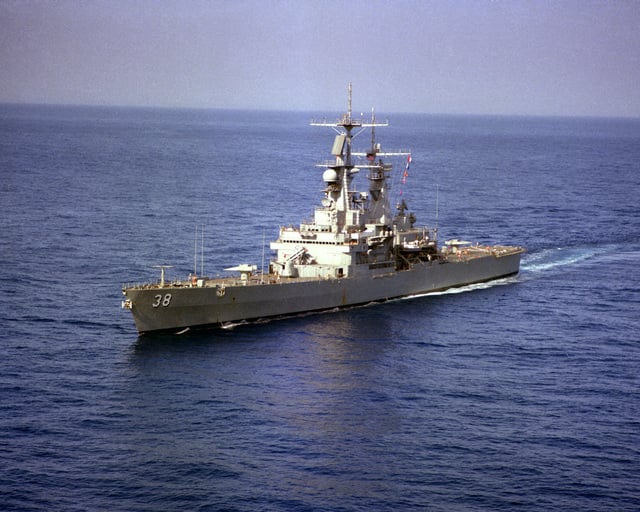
xmin=1 ymin=104 xmax=639 ymax=511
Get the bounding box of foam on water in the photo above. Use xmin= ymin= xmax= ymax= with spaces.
xmin=522 ymin=241 xmax=640 ymax=275
xmin=398 ymin=275 xmax=519 ymax=301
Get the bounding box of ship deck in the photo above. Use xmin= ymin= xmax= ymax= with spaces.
xmin=123 ymin=245 xmax=524 ymax=291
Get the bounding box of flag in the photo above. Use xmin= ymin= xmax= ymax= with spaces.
xmin=402 ymin=154 xmax=411 ymax=184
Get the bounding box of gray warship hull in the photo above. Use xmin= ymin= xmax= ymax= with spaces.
xmin=124 ymin=248 xmax=522 ymax=334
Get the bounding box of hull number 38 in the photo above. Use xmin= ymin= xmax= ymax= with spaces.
xmin=152 ymin=294 xmax=172 ymax=308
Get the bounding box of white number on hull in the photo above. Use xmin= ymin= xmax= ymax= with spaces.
xmin=152 ymin=293 xmax=172 ymax=308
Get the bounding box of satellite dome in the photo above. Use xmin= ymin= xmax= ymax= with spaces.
xmin=323 ymin=169 xmax=338 ymax=182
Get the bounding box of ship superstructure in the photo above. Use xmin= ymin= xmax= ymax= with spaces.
xmin=271 ymin=83 xmax=435 ymax=281
xmin=122 ymin=85 xmax=524 ymax=335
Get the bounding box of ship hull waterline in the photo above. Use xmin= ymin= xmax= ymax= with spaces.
xmin=124 ymin=251 xmax=522 ymax=335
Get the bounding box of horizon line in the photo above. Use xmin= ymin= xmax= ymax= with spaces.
xmin=1 ymin=100 xmax=639 ymax=121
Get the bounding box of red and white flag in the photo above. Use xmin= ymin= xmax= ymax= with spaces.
xmin=402 ymin=154 xmax=411 ymax=184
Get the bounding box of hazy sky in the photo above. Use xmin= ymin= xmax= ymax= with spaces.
xmin=1 ymin=0 xmax=639 ymax=116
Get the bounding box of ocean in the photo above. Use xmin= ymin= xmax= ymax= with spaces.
xmin=1 ymin=104 xmax=638 ymax=511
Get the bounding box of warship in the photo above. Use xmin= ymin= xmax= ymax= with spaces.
xmin=122 ymin=85 xmax=524 ymax=335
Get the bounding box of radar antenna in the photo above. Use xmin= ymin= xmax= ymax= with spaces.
xmin=152 ymin=265 xmax=173 ymax=287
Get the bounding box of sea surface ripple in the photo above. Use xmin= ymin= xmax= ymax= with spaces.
xmin=1 ymin=105 xmax=639 ymax=511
